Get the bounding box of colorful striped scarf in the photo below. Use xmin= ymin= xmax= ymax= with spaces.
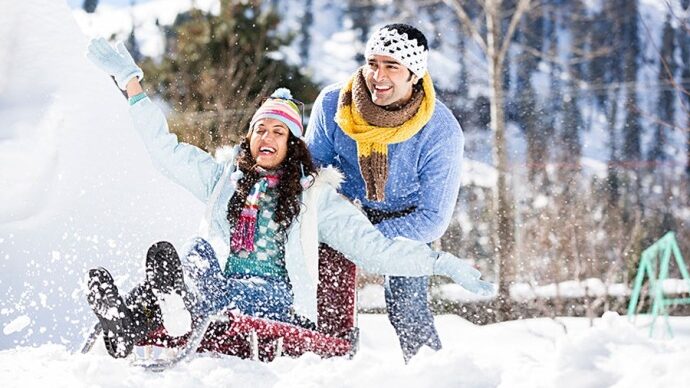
xmin=230 ymin=170 xmax=280 ymax=252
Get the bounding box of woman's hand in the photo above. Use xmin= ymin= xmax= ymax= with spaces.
xmin=86 ymin=37 xmax=143 ymax=91
xmin=433 ymin=252 xmax=495 ymax=297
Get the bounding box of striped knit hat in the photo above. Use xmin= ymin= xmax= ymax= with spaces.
xmin=249 ymin=88 xmax=304 ymax=138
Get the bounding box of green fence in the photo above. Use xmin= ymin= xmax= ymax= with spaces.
xmin=627 ymin=231 xmax=690 ymax=337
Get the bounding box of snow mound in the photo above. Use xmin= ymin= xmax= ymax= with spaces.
xmin=0 ymin=0 xmax=203 ymax=349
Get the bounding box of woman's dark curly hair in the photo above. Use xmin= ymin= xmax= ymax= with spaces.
xmin=226 ymin=133 xmax=318 ymax=232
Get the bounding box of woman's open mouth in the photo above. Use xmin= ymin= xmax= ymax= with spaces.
xmin=259 ymin=146 xmax=276 ymax=155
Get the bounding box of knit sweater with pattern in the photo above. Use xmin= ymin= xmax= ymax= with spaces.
xmin=224 ymin=187 xmax=288 ymax=280
xmin=305 ymin=82 xmax=464 ymax=243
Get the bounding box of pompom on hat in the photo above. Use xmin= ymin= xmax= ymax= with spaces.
xmin=249 ymin=88 xmax=304 ymax=138
xmin=364 ymin=23 xmax=429 ymax=78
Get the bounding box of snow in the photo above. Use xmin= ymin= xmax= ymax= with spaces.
xmin=662 ymin=278 xmax=690 ymax=295
xmin=71 ymin=0 xmax=220 ymax=60
xmin=510 ymin=279 xmax=630 ymax=302
xmin=158 ymin=292 xmax=192 ymax=337
xmin=2 ymin=1 xmax=690 ymax=386
xmin=357 ymin=283 xmax=386 ymax=310
xmin=2 ymin=315 xmax=31 ymax=336
xmin=433 ymin=283 xmax=494 ymax=303
xmin=305 ymin=27 xmax=361 ymax=85
xmin=364 ymin=277 xmax=638 ymax=308
xmin=461 ymin=159 xmax=497 ymax=189
xmin=428 ymin=51 xmax=461 ymax=92
xmin=0 ymin=0 xmax=202 ymax=348
xmin=2 ymin=313 xmax=690 ymax=387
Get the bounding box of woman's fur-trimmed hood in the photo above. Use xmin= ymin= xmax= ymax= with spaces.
xmin=307 ymin=165 xmax=344 ymax=191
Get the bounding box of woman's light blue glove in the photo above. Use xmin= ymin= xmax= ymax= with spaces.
xmin=433 ymin=252 xmax=495 ymax=297
xmin=86 ymin=37 xmax=143 ymax=90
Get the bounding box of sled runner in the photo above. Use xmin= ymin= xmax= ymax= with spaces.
xmin=82 ymin=244 xmax=358 ymax=369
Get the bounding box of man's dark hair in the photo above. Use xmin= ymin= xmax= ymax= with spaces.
xmin=380 ymin=23 xmax=428 ymax=85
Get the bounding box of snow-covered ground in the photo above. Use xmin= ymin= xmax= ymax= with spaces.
xmin=0 ymin=0 xmax=203 ymax=349
xmin=2 ymin=313 xmax=690 ymax=387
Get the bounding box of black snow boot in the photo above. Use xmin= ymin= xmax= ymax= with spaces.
xmin=125 ymin=283 xmax=164 ymax=337
xmin=145 ymin=241 xmax=198 ymax=335
xmin=86 ymin=267 xmax=137 ymax=358
xmin=145 ymin=241 xmax=186 ymax=297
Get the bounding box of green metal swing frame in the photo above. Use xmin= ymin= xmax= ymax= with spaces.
xmin=627 ymin=231 xmax=690 ymax=337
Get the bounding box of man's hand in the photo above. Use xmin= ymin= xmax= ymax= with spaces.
xmin=433 ymin=252 xmax=495 ymax=297
xmin=86 ymin=37 xmax=143 ymax=90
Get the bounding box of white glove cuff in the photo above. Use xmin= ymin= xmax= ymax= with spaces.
xmin=115 ymin=67 xmax=144 ymax=90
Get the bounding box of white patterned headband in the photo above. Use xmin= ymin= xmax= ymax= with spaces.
xmin=364 ymin=26 xmax=428 ymax=78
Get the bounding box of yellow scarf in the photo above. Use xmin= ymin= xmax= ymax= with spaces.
xmin=335 ymin=72 xmax=435 ymax=201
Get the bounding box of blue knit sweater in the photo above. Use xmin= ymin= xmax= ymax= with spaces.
xmin=305 ymin=82 xmax=464 ymax=243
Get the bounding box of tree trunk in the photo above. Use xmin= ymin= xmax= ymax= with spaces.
xmin=687 ymin=116 xmax=690 ymax=176
xmin=486 ymin=0 xmax=515 ymax=319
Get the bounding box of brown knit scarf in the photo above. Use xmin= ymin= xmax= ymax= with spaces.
xmin=350 ymin=68 xmax=424 ymax=127
xmin=335 ymin=67 xmax=432 ymax=201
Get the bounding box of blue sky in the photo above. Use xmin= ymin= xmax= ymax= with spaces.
xmin=66 ymin=0 xmax=151 ymax=8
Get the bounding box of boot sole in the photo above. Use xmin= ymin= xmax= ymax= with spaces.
xmin=146 ymin=241 xmax=185 ymax=296
xmin=87 ymin=267 xmax=134 ymax=358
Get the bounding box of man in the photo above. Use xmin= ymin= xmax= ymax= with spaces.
xmin=306 ymin=23 xmax=465 ymax=362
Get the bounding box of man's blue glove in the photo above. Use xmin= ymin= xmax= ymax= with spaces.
xmin=433 ymin=252 xmax=495 ymax=297
xmin=86 ymin=37 xmax=143 ymax=90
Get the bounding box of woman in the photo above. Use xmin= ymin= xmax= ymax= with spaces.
xmin=84 ymin=38 xmax=494 ymax=359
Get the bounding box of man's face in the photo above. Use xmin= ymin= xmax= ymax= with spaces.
xmin=249 ymin=118 xmax=289 ymax=170
xmin=363 ymin=55 xmax=417 ymax=107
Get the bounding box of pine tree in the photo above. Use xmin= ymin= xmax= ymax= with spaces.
xmin=140 ymin=2 xmax=318 ymax=152
xmin=299 ymin=0 xmax=314 ymax=66
xmin=82 ymin=0 xmax=98 ymax=13
xmin=560 ymin=89 xmax=583 ymax=171
xmin=681 ymin=7 xmax=690 ymax=176
xmin=549 ymin=1 xmax=589 ymax=282
xmin=621 ymin=0 xmax=642 ymax=162
xmin=589 ymin=9 xmax=617 ymax=109
xmin=543 ymin=1 xmax=561 ymax=169
xmin=648 ymin=14 xmax=677 ymax=163
xmin=125 ymin=27 xmax=142 ymax=63
xmin=81 ymin=0 xmax=98 ymax=13
xmin=347 ymin=0 xmax=375 ymax=63
xmin=595 ymin=2 xmax=627 ymax=207
xmin=457 ymin=31 xmax=469 ymax=101
xmin=514 ymin=8 xmax=548 ymax=185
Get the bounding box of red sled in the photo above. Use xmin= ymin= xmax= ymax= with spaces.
xmin=135 ymin=244 xmax=359 ymax=365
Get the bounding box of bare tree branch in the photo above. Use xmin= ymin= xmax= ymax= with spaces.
xmin=632 ymin=102 xmax=690 ymax=133
xmin=497 ymin=0 xmax=532 ymax=68
xmin=513 ymin=40 xmax=613 ymax=67
xmin=443 ymin=0 xmax=488 ymax=53
xmin=665 ymin=0 xmax=690 ymax=34
xmin=640 ymin=8 xmax=690 ymax=118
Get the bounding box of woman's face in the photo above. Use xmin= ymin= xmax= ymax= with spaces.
xmin=249 ymin=118 xmax=289 ymax=170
